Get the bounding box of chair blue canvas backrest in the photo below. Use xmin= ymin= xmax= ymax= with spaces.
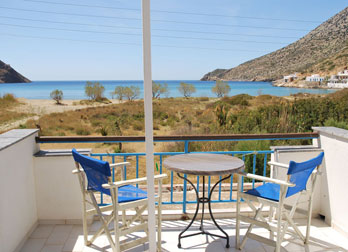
xmin=286 ymin=152 xmax=324 ymax=198
xmin=72 ymin=149 xmax=111 ymax=195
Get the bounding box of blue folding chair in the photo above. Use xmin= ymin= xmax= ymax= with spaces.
xmin=72 ymin=149 xmax=166 ymax=252
xmin=236 ymin=152 xmax=324 ymax=252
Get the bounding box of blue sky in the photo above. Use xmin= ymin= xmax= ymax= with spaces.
xmin=1 ymin=0 xmax=347 ymax=81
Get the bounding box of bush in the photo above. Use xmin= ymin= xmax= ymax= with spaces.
xmin=112 ymin=86 xmax=126 ymax=101
xmin=99 ymin=126 xmax=108 ymax=136
xmin=76 ymin=127 xmax=91 ymax=135
xmin=85 ymin=81 xmax=105 ymax=101
xmin=324 ymin=118 xmax=348 ymax=130
xmin=212 ymin=81 xmax=231 ymax=98
xmin=152 ymin=82 xmax=169 ymax=98
xmin=178 ymin=82 xmax=196 ymax=98
xmin=133 ymin=121 xmax=144 ymax=131
xmin=0 ymin=93 xmax=18 ymax=108
xmin=2 ymin=93 xmax=16 ymax=102
xmin=124 ymin=86 xmax=140 ymax=101
xmin=50 ymin=89 xmax=63 ymax=104
xmin=221 ymin=94 xmax=252 ymax=106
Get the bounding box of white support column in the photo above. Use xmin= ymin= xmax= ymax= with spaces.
xmin=141 ymin=0 xmax=156 ymax=251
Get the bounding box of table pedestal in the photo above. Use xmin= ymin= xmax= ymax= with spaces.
xmin=177 ymin=173 xmax=231 ymax=249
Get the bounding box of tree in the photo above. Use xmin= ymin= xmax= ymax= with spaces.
xmin=124 ymin=86 xmax=140 ymax=101
xmin=50 ymin=89 xmax=63 ymax=104
xmin=112 ymin=86 xmax=126 ymax=101
xmin=152 ymin=82 xmax=169 ymax=99
xmin=85 ymin=81 xmax=105 ymax=101
xmin=212 ymin=81 xmax=230 ymax=98
xmin=178 ymin=82 xmax=196 ymax=98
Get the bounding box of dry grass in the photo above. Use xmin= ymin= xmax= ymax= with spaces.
xmin=0 ymin=94 xmax=32 ymax=130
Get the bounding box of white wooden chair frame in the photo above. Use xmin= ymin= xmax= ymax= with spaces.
xmin=236 ymin=161 xmax=321 ymax=252
xmin=73 ymin=161 xmax=167 ymax=252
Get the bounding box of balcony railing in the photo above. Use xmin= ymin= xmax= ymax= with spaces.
xmin=36 ymin=132 xmax=319 ymax=213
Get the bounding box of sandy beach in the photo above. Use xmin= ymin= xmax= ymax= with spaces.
xmin=0 ymin=98 xmax=121 ymax=132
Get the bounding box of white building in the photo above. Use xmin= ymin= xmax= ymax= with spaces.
xmin=328 ymin=69 xmax=348 ymax=88
xmin=283 ymin=73 xmax=298 ymax=83
xmin=306 ymin=74 xmax=324 ymax=82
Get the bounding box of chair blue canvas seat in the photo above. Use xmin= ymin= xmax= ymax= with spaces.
xmin=236 ymin=152 xmax=324 ymax=252
xmin=71 ymin=148 xmax=166 ymax=252
xmin=72 ymin=149 xmax=148 ymax=203
xmin=245 ymin=183 xmax=281 ymax=202
xmin=105 ymin=185 xmax=147 ymax=203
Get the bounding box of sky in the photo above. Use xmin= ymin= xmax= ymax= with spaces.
xmin=1 ymin=0 xmax=347 ymax=81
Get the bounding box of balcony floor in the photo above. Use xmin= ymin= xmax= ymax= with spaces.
xmin=20 ymin=218 xmax=348 ymax=252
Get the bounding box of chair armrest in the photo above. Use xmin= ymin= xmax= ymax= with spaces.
xmin=102 ymin=174 xmax=167 ymax=189
xmin=268 ymin=161 xmax=289 ymax=169
xmin=110 ymin=162 xmax=130 ymax=168
xmin=72 ymin=169 xmax=81 ymax=174
xmin=238 ymin=172 xmax=295 ymax=187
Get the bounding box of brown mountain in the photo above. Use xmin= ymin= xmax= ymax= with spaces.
xmin=201 ymin=7 xmax=348 ymax=81
xmin=0 ymin=60 xmax=30 ymax=83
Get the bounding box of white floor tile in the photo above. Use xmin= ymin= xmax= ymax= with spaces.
xmin=20 ymin=238 xmax=46 ymax=252
xmin=41 ymin=245 xmax=64 ymax=252
xmin=20 ymin=218 xmax=348 ymax=252
xmin=30 ymin=225 xmax=54 ymax=239
xmin=46 ymin=225 xmax=73 ymax=245
xmin=63 ymin=237 xmax=85 ymax=252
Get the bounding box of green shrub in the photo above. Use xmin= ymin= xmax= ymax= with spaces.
xmin=133 ymin=121 xmax=144 ymax=131
xmin=324 ymin=118 xmax=348 ymax=130
xmin=99 ymin=126 xmax=108 ymax=136
xmin=221 ymin=94 xmax=252 ymax=106
xmin=76 ymin=127 xmax=91 ymax=135
xmin=2 ymin=93 xmax=16 ymax=102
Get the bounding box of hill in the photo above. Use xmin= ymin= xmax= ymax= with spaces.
xmin=201 ymin=7 xmax=348 ymax=81
xmin=0 ymin=60 xmax=30 ymax=83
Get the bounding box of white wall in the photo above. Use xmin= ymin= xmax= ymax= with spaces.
xmin=313 ymin=127 xmax=348 ymax=236
xmin=0 ymin=129 xmax=39 ymax=252
xmin=33 ymin=150 xmax=91 ymax=223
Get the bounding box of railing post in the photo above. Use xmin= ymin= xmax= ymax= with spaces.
xmin=183 ymin=141 xmax=189 ymax=213
xmin=263 ymin=153 xmax=267 ymax=185
xmin=252 ymin=154 xmax=257 ymax=188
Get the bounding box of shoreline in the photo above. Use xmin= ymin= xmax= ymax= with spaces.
xmin=271 ymin=80 xmax=340 ymax=90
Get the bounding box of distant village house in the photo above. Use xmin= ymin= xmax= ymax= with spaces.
xmin=328 ymin=69 xmax=348 ymax=88
xmin=305 ymin=74 xmax=324 ymax=82
xmin=283 ymin=73 xmax=298 ymax=83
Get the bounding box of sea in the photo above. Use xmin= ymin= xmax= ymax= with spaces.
xmin=0 ymin=80 xmax=336 ymax=100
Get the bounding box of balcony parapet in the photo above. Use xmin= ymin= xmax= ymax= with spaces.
xmin=0 ymin=129 xmax=38 ymax=151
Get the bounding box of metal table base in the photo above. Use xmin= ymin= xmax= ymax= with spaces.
xmin=177 ymin=173 xmax=231 ymax=249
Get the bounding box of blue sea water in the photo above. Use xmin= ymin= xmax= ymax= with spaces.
xmin=0 ymin=80 xmax=335 ymax=100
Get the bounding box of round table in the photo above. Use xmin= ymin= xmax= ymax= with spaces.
xmin=163 ymin=153 xmax=245 ymax=248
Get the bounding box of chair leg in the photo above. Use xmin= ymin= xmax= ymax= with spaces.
xmin=157 ymin=180 xmax=163 ymax=252
xmin=269 ymin=206 xmax=274 ymax=241
xmin=275 ymin=205 xmax=283 ymax=252
xmin=89 ymin=192 xmax=117 ymax=251
xmin=235 ymin=174 xmax=242 ymax=249
xmin=82 ymin=193 xmax=89 ymax=245
xmin=122 ymin=210 xmax=126 ymax=227
xmin=305 ymin=192 xmax=314 ymax=243
xmin=240 ymin=203 xmax=264 ymax=249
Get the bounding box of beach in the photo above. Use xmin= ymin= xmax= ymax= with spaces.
xmin=0 ymin=98 xmax=120 ymax=132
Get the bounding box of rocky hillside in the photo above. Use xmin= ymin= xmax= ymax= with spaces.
xmin=0 ymin=60 xmax=30 ymax=83
xmin=201 ymin=7 xmax=348 ymax=81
